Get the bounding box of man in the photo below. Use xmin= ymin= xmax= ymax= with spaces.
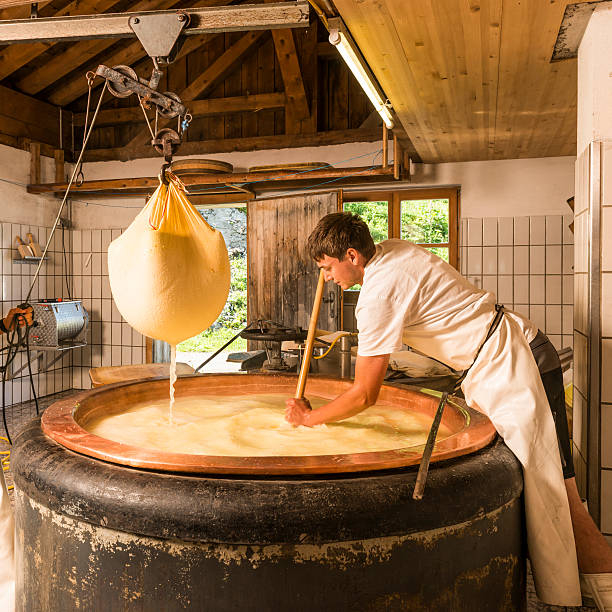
xmin=0 ymin=304 xmax=33 ymax=612
xmin=285 ymin=212 xmax=612 ymax=609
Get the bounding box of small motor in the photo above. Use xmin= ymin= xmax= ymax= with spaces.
xmin=28 ymin=300 xmax=89 ymax=350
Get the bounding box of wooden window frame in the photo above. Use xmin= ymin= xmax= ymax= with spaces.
xmin=343 ymin=188 xmax=460 ymax=270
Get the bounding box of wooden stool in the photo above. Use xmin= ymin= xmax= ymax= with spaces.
xmin=89 ymin=363 xmax=195 ymax=387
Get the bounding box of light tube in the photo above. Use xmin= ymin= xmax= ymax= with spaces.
xmin=329 ymin=27 xmax=394 ymax=129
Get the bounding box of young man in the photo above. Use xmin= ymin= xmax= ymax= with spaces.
xmin=285 ymin=212 xmax=612 ymax=609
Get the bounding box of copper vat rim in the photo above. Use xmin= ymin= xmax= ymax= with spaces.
xmin=41 ymin=373 xmax=496 ymax=475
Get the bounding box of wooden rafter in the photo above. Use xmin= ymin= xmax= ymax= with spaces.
xmin=124 ymin=29 xmax=268 ymax=149
xmin=13 ymin=0 xmax=190 ymax=95
xmin=73 ymin=92 xmax=286 ymax=126
xmin=0 ymin=0 xmax=123 ymax=82
xmin=86 ymin=127 xmax=383 ymax=162
xmin=46 ymin=0 xmax=235 ymax=106
xmin=269 ymin=24 xmax=310 ymax=126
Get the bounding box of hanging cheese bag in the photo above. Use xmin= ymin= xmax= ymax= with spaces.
xmin=108 ymin=172 xmax=230 ymax=346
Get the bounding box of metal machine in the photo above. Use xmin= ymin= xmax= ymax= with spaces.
xmin=28 ymin=299 xmax=89 ymax=351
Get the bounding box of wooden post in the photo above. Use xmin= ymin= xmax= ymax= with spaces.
xmin=382 ymin=124 xmax=388 ymax=167
xmin=29 ymin=141 xmax=40 ymax=185
xmin=393 ymin=134 xmax=400 ymax=180
xmin=54 ymin=149 xmax=64 ymax=184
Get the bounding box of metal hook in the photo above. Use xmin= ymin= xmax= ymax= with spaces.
xmin=159 ymin=161 xmax=171 ymax=185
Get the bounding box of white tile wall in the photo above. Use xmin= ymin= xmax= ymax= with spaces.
xmin=70 ymin=228 xmax=146 ymax=390
xmin=460 ymin=214 xmax=574 ymax=349
xmin=0 ymin=221 xmax=72 ymax=406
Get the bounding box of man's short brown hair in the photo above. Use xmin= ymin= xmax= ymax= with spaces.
xmin=307 ymin=212 xmax=376 ymax=261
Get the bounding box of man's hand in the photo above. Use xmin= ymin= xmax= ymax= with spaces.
xmin=3 ymin=306 xmax=34 ymax=333
xmin=285 ymin=397 xmax=313 ymax=427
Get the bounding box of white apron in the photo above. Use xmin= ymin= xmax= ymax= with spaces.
xmin=0 ymin=468 xmax=14 ymax=611
xmin=462 ymin=312 xmax=581 ymax=606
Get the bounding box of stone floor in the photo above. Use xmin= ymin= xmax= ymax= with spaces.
xmin=0 ymin=389 xmax=599 ymax=611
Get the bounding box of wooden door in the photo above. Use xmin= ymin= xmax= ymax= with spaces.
xmin=247 ymin=191 xmax=341 ymax=332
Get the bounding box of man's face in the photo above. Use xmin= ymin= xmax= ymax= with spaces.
xmin=316 ymin=250 xmax=364 ymax=290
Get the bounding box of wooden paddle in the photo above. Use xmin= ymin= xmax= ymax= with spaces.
xmin=295 ymin=269 xmax=326 ymax=399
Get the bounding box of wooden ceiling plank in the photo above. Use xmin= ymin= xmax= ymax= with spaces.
xmin=46 ymin=0 xmax=234 ymax=106
xmin=73 ymin=92 xmax=286 ymax=126
xmin=0 ymin=0 xmax=125 ymax=81
xmin=14 ymin=0 xmax=190 ymax=95
xmin=124 ymin=29 xmax=267 ymax=149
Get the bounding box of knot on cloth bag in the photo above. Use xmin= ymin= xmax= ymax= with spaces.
xmin=108 ymin=170 xmax=230 ymax=346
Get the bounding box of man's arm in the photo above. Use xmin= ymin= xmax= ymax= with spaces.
xmin=285 ymin=353 xmax=390 ymax=426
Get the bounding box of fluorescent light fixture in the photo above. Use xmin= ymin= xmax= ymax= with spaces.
xmin=328 ymin=19 xmax=394 ymax=129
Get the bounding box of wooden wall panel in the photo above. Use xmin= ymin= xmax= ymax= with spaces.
xmin=247 ymin=191 xmax=341 ymax=332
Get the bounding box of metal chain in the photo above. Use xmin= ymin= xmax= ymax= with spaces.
xmin=75 ymin=71 xmax=96 ymax=187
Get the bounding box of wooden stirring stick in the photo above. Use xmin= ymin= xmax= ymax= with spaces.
xmin=295 ymin=268 xmax=326 ymax=399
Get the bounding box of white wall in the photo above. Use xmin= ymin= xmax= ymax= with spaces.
xmin=0 ymin=144 xmax=60 ymax=226
xmin=72 ymin=142 xmax=576 ymax=228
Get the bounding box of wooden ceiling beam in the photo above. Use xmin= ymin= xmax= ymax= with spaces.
xmin=84 ymin=127 xmax=382 ymax=162
xmin=266 ymin=1 xmax=310 ymax=128
xmin=0 ymin=82 xmax=67 ymax=150
xmin=124 ymin=29 xmax=268 ymax=149
xmin=13 ymin=0 xmax=190 ymax=95
xmin=73 ymin=92 xmax=286 ymax=126
xmin=0 ymin=0 xmax=123 ymax=82
xmin=28 ymin=159 xmax=394 ymax=195
xmin=46 ymin=0 xmax=234 ymax=106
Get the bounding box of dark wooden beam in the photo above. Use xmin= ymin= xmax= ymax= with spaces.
xmin=0 ymin=82 xmax=67 ymax=151
xmin=86 ymin=127 xmax=383 ymax=162
xmin=125 ymin=29 xmax=268 ymax=149
xmin=28 ymin=162 xmax=395 ymax=196
xmin=13 ymin=0 xmax=185 ymax=95
xmin=316 ymin=41 xmax=336 ymax=59
xmin=47 ymin=0 xmax=231 ymax=106
xmin=74 ymin=92 xmax=286 ymax=127
xmin=0 ymin=0 xmax=121 ymax=82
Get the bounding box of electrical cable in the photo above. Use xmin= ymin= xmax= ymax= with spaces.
xmin=62 ymin=222 xmax=73 ymax=300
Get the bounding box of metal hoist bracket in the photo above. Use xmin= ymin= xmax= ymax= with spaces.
xmin=128 ymin=12 xmax=189 ymax=65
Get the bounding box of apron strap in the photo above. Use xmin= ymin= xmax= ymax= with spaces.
xmin=452 ymin=304 xmax=505 ymax=393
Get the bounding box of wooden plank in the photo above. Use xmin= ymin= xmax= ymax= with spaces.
xmin=29 ymin=142 xmax=40 ymax=185
xmin=124 ymin=29 xmax=268 ymax=150
xmin=257 ymin=36 xmax=276 ymax=137
xmin=13 ymin=0 xmax=187 ymax=95
xmin=84 ymin=127 xmax=383 ymax=162
xmin=47 ymin=0 xmax=231 ymax=106
xmin=29 ymin=163 xmax=393 ymax=194
xmin=0 ymin=82 xmax=60 ymax=149
xmin=147 ymin=87 xmax=273 ymax=136
xmin=293 ymin=16 xmax=318 ymax=134
xmin=224 ymin=31 xmax=243 ymax=140
xmin=0 ymin=0 xmax=123 ymax=82
xmin=241 ymin=34 xmax=260 ymax=138
xmin=54 ymin=149 xmax=64 ymax=183
xmin=0 ymin=1 xmax=48 ymax=7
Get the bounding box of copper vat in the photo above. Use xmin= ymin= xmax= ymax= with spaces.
xmin=12 ymin=373 xmax=525 ymax=611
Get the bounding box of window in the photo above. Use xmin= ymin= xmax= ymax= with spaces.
xmin=343 ymin=188 xmax=459 ymax=268
xmin=341 ymin=189 xmax=459 ymax=331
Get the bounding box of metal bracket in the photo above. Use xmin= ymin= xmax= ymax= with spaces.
xmin=95 ymin=65 xmax=187 ymax=118
xmin=128 ymin=12 xmax=188 ymax=64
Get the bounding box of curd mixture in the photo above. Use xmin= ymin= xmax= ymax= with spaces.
xmin=85 ymin=393 xmax=453 ymax=456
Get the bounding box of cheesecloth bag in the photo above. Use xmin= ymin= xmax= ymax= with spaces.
xmin=108 ymin=172 xmax=230 ymax=345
